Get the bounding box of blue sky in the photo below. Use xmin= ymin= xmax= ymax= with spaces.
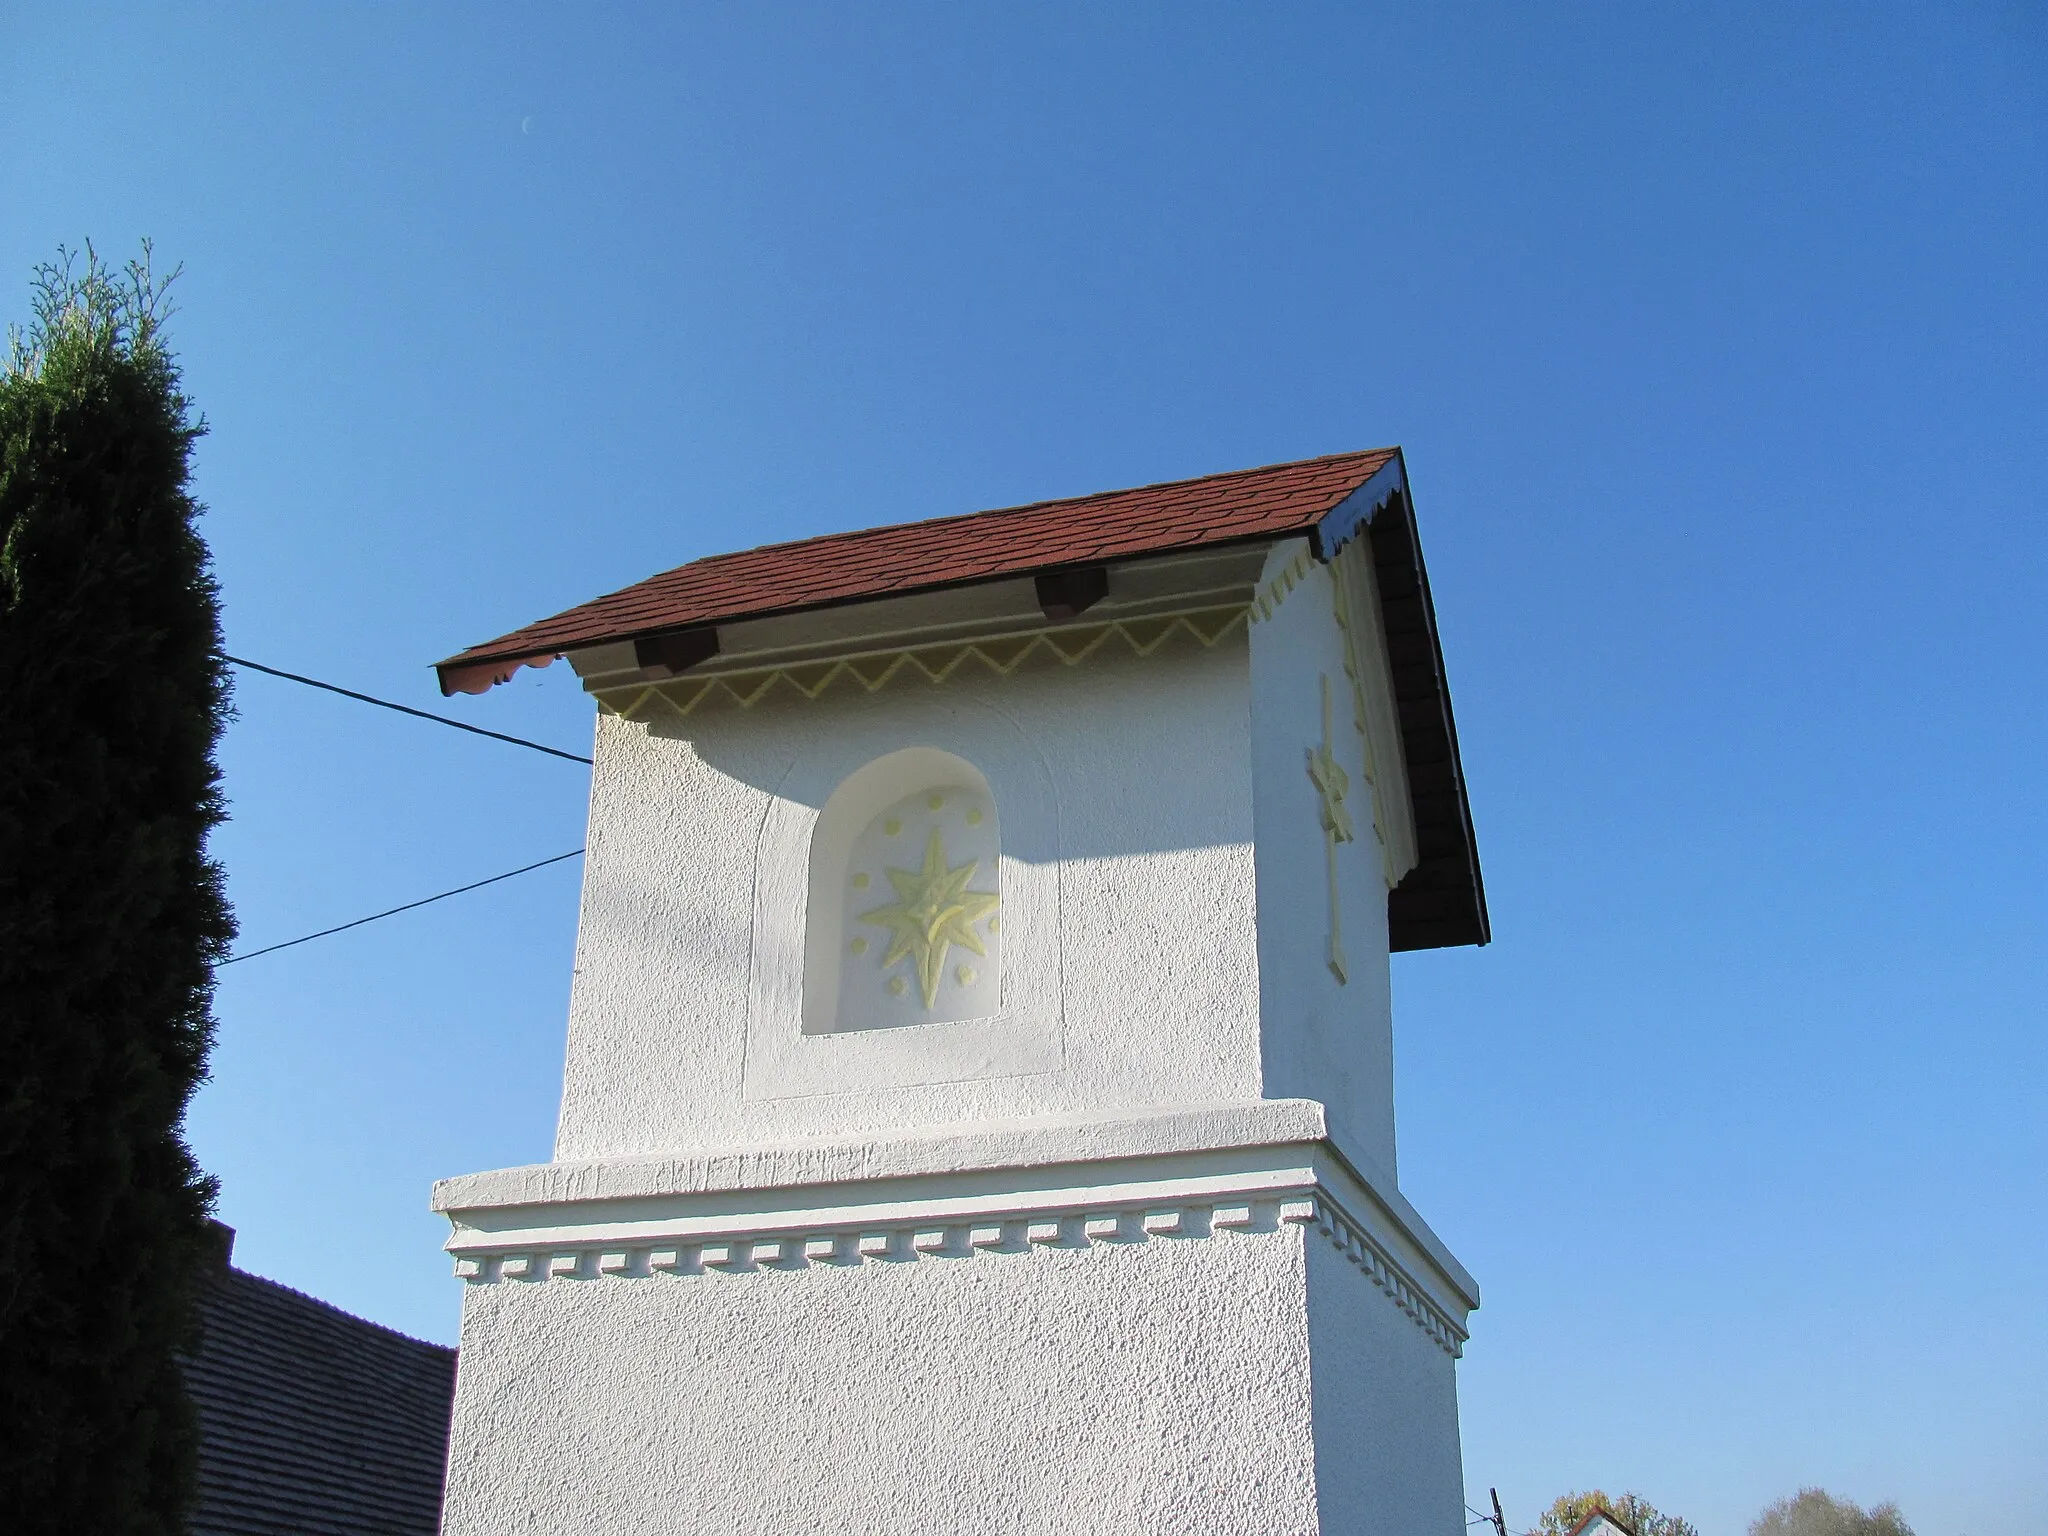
xmin=5 ymin=5 xmax=2043 ymax=1532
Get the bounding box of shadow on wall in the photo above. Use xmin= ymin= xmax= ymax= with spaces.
xmin=645 ymin=632 xmax=1258 ymax=865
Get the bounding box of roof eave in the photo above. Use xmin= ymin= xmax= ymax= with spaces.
xmin=1311 ymin=451 xmax=1489 ymax=952
xmin=429 ymin=449 xmax=1488 ymax=952
xmin=432 ymin=528 xmax=1315 ymax=698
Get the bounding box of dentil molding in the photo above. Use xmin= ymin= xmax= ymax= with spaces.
xmin=435 ymin=1101 xmax=1476 ymax=1358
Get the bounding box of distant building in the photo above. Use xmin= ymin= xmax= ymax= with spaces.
xmin=181 ymin=1223 xmax=455 ymax=1535
xmin=1566 ymin=1513 xmax=1637 ymax=1536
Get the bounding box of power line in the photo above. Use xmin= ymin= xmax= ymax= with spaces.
xmin=223 ymin=654 xmax=592 ymax=765
xmin=217 ymin=653 xmax=591 ymax=962
xmin=220 ymin=849 xmax=585 ymax=965
xmin=1470 ymin=1500 xmax=1526 ymax=1536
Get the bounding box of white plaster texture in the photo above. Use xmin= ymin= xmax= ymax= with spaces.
xmin=441 ymin=1214 xmax=1321 ymax=1536
xmin=435 ymin=1105 xmax=1475 ymax=1534
xmin=439 ymin=530 xmax=1479 ymax=1535
xmin=1247 ymin=540 xmax=1401 ymax=1173
xmin=554 ymin=571 xmax=1424 ymax=1163
xmin=553 ymin=637 xmax=1264 ymax=1159
xmin=1306 ymin=1229 xmax=1468 ymax=1534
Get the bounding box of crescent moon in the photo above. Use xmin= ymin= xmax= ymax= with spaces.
xmin=521 ymin=117 xmax=532 ymax=134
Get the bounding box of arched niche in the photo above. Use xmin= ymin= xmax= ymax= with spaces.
xmin=802 ymin=747 xmax=1002 ymax=1035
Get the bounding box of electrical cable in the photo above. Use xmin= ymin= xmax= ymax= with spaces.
xmin=220 ymin=849 xmax=585 ymax=965
xmin=223 ymin=654 xmax=592 ymax=765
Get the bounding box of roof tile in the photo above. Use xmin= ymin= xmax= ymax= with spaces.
xmin=183 ymin=1263 xmax=455 ymax=1535
xmin=437 ymin=448 xmax=1397 ymax=689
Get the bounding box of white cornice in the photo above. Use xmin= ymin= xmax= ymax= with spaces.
xmin=434 ymin=1100 xmax=1477 ymax=1356
xmin=434 ymin=1100 xmax=1331 ymax=1210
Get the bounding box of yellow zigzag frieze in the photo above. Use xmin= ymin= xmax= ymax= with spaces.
xmin=599 ymin=605 xmax=1248 ymax=721
xmin=1249 ymin=547 xmax=1313 ymax=624
xmin=1330 ymin=541 xmax=1411 ymax=891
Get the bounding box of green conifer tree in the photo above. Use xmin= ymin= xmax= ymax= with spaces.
xmin=0 ymin=244 xmax=233 ymax=1534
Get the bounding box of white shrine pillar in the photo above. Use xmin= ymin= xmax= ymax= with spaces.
xmin=432 ymin=450 xmax=1488 ymax=1535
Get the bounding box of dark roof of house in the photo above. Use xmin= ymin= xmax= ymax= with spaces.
xmin=433 ymin=448 xmax=1487 ymax=950
xmin=435 ymin=447 xmax=1400 ymax=695
xmin=182 ymin=1232 xmax=455 ymax=1536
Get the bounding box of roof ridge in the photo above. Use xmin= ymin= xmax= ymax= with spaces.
xmin=674 ymin=446 xmax=1395 ymax=570
xmin=210 ymin=1266 xmax=453 ymax=1355
xmin=469 ymin=447 xmax=1395 ymax=646
xmin=433 ymin=446 xmax=1402 ymax=688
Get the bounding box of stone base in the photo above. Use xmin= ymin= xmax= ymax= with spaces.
xmin=434 ymin=1101 xmax=1474 ymax=1535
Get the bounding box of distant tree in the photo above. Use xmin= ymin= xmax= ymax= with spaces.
xmin=1750 ymin=1488 xmax=1914 ymax=1536
xmin=0 ymin=243 xmax=232 ymax=1533
xmin=1539 ymin=1490 xmax=1702 ymax=1536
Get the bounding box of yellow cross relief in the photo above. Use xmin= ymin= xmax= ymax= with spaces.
xmin=1306 ymin=673 xmax=1354 ymax=983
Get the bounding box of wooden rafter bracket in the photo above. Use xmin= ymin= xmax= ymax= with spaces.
xmin=1033 ymin=566 xmax=1108 ymax=622
xmin=633 ymin=626 xmax=721 ymax=678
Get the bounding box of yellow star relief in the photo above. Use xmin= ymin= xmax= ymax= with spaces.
xmin=860 ymin=825 xmax=999 ymax=1009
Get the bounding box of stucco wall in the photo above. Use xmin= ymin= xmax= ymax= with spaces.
xmin=554 ymin=562 xmax=1419 ymax=1170
xmin=1305 ymin=1231 xmax=1467 ymax=1535
xmin=1247 ymin=540 xmax=1400 ymax=1174
xmin=554 ymin=635 xmax=1266 ymax=1160
xmin=435 ymin=1121 xmax=1474 ymax=1536
xmin=440 ymin=1219 xmax=1322 ymax=1535
xmin=439 ymin=525 xmax=1484 ymax=1535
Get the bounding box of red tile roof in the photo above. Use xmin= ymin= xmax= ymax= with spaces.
xmin=436 ymin=448 xmax=1398 ymax=694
